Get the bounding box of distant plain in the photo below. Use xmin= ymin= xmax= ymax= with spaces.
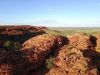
xmin=46 ymin=27 xmax=100 ymax=36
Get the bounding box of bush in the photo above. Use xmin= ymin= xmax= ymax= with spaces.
xmin=3 ymin=40 xmax=21 ymax=50
xmin=3 ymin=40 xmax=12 ymax=48
xmin=45 ymin=57 xmax=54 ymax=69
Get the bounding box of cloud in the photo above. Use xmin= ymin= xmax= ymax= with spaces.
xmin=25 ymin=19 xmax=100 ymax=27
xmin=16 ymin=19 xmax=69 ymax=27
xmin=0 ymin=19 xmax=100 ymax=27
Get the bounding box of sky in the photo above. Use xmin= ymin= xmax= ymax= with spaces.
xmin=0 ymin=0 xmax=100 ymax=27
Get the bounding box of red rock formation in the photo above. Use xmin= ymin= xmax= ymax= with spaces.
xmin=68 ymin=33 xmax=94 ymax=50
xmin=46 ymin=45 xmax=98 ymax=75
xmin=0 ymin=26 xmax=46 ymax=42
xmin=0 ymin=64 xmax=14 ymax=75
xmin=20 ymin=34 xmax=67 ymax=71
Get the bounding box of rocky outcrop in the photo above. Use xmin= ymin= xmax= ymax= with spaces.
xmin=0 ymin=26 xmax=46 ymax=42
xmin=0 ymin=64 xmax=14 ymax=75
xmin=20 ymin=34 xmax=67 ymax=71
xmin=45 ymin=45 xmax=98 ymax=75
xmin=68 ymin=33 xmax=94 ymax=50
xmin=94 ymin=34 xmax=100 ymax=53
xmin=44 ymin=33 xmax=100 ymax=75
xmin=0 ymin=49 xmax=26 ymax=75
xmin=0 ymin=26 xmax=100 ymax=75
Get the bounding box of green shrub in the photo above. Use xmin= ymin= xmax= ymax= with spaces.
xmin=45 ymin=57 xmax=54 ymax=69
xmin=3 ymin=40 xmax=12 ymax=48
xmin=3 ymin=40 xmax=21 ymax=50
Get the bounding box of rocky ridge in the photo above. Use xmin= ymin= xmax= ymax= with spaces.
xmin=0 ymin=26 xmax=100 ymax=75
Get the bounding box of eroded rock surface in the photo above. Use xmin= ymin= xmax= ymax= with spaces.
xmin=68 ymin=33 xmax=94 ymax=50
xmin=21 ymin=34 xmax=67 ymax=70
xmin=0 ymin=26 xmax=100 ymax=75
xmin=45 ymin=45 xmax=98 ymax=75
xmin=0 ymin=64 xmax=14 ymax=75
xmin=94 ymin=34 xmax=100 ymax=53
xmin=0 ymin=26 xmax=46 ymax=42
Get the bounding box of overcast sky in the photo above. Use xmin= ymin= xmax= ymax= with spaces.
xmin=0 ymin=0 xmax=100 ymax=27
